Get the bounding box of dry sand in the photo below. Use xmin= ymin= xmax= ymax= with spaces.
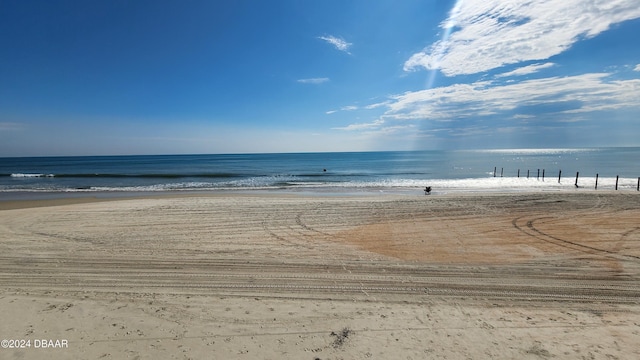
xmin=1 ymin=191 xmax=639 ymax=359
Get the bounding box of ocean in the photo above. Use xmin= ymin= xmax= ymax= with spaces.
xmin=1 ymin=148 xmax=639 ymax=197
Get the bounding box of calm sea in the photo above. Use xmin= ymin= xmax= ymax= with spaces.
xmin=1 ymin=148 xmax=639 ymax=197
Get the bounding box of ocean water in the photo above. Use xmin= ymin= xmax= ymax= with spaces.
xmin=1 ymin=148 xmax=639 ymax=196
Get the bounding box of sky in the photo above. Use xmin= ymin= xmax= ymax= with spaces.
xmin=1 ymin=0 xmax=640 ymax=156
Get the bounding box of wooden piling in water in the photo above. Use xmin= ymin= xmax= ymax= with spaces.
xmin=484 ymin=166 xmax=635 ymax=191
xmin=637 ymin=177 xmax=639 ymax=191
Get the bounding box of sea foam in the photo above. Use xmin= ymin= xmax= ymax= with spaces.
xmin=10 ymin=173 xmax=54 ymax=178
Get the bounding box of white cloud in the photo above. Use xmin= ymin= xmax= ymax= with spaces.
xmin=381 ymin=73 xmax=640 ymax=122
xmin=496 ymin=63 xmax=555 ymax=78
xmin=513 ymin=114 xmax=535 ymax=119
xmin=332 ymin=119 xmax=418 ymax=140
xmin=318 ymin=35 xmax=352 ymax=54
xmin=333 ymin=119 xmax=384 ymax=131
xmin=367 ymin=124 xmax=416 ymax=135
xmin=325 ymin=110 xmax=337 ymax=115
xmin=365 ymin=101 xmax=390 ymax=110
xmin=404 ymin=0 xmax=640 ymax=76
xmin=634 ymin=64 xmax=640 ymax=71
xmin=297 ymin=77 xmax=329 ymax=84
xmin=329 ymin=103 xmax=386 ymax=113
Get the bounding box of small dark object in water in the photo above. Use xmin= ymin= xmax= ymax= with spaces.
xmin=424 ymin=186 xmax=432 ymax=195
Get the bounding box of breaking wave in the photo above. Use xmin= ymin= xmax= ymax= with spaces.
xmin=1 ymin=176 xmax=637 ymax=193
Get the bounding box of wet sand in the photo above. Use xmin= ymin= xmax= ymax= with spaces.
xmin=1 ymin=192 xmax=639 ymax=359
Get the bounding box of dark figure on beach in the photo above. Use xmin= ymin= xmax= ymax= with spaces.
xmin=424 ymin=186 xmax=431 ymax=195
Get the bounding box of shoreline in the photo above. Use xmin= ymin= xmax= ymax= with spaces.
xmin=1 ymin=186 xmax=637 ymax=211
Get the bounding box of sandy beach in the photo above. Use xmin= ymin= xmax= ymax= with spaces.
xmin=1 ymin=191 xmax=639 ymax=359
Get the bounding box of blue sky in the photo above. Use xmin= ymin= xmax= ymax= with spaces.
xmin=1 ymin=0 xmax=640 ymax=156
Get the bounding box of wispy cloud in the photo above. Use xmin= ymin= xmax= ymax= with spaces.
xmin=365 ymin=101 xmax=390 ymax=110
xmin=496 ymin=63 xmax=555 ymax=78
xmin=634 ymin=64 xmax=640 ymax=71
xmin=318 ymin=35 xmax=352 ymax=54
xmin=333 ymin=120 xmax=417 ymax=144
xmin=382 ymin=73 xmax=640 ymax=122
xmin=297 ymin=77 xmax=330 ymax=84
xmin=325 ymin=105 xmax=361 ymax=114
xmin=333 ymin=119 xmax=384 ymax=131
xmin=404 ymin=0 xmax=640 ymax=76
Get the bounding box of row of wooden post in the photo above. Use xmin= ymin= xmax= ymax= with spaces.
xmin=493 ymin=166 xmax=640 ymax=191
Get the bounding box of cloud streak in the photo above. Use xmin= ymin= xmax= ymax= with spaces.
xmin=318 ymin=35 xmax=352 ymax=54
xmin=333 ymin=119 xmax=384 ymax=131
xmin=496 ymin=63 xmax=555 ymax=78
xmin=404 ymin=0 xmax=640 ymax=76
xmin=297 ymin=77 xmax=330 ymax=84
